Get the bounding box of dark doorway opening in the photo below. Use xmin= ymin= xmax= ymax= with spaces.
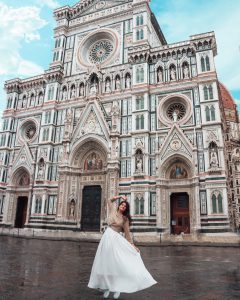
xmin=15 ymin=196 xmax=28 ymax=228
xmin=81 ymin=185 xmax=101 ymax=231
xmin=171 ymin=192 xmax=190 ymax=234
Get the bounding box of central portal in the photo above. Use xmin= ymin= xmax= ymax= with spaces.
xmin=171 ymin=192 xmax=190 ymax=234
xmin=81 ymin=185 xmax=101 ymax=231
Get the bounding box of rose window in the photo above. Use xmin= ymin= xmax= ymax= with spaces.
xmin=167 ymin=103 xmax=186 ymax=121
xmin=89 ymin=40 xmax=114 ymax=63
xmin=20 ymin=120 xmax=38 ymax=142
xmin=25 ymin=124 xmax=36 ymax=140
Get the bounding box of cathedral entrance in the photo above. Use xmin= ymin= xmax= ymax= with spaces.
xmin=15 ymin=196 xmax=28 ymax=228
xmin=81 ymin=185 xmax=101 ymax=231
xmin=170 ymin=193 xmax=190 ymax=234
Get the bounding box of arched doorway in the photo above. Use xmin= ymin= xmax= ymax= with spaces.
xmin=15 ymin=196 xmax=28 ymax=228
xmin=12 ymin=168 xmax=30 ymax=228
xmin=171 ymin=192 xmax=190 ymax=234
xmin=81 ymin=185 xmax=101 ymax=231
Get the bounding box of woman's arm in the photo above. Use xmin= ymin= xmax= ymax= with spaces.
xmin=107 ymin=195 xmax=125 ymax=209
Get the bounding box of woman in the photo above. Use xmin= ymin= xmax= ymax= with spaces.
xmin=88 ymin=195 xmax=157 ymax=299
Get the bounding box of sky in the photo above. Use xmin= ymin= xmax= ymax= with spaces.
xmin=0 ymin=0 xmax=240 ymax=121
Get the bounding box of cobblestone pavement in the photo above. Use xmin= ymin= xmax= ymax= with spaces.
xmin=0 ymin=236 xmax=240 ymax=300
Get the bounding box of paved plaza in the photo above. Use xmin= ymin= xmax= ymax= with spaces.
xmin=0 ymin=236 xmax=239 ymax=300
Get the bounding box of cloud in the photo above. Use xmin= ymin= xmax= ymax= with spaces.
xmin=0 ymin=2 xmax=47 ymax=77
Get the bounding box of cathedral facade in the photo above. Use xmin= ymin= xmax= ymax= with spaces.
xmin=0 ymin=0 xmax=239 ymax=240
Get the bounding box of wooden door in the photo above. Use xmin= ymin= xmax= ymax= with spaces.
xmin=81 ymin=186 xmax=101 ymax=231
xmin=171 ymin=193 xmax=190 ymax=234
xmin=15 ymin=197 xmax=28 ymax=228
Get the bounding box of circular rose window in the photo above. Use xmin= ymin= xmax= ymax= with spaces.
xmin=77 ymin=28 xmax=118 ymax=67
xmin=20 ymin=120 xmax=38 ymax=142
xmin=89 ymin=40 xmax=114 ymax=63
xmin=158 ymin=94 xmax=192 ymax=126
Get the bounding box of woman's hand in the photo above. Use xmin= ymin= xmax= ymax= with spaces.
xmin=131 ymin=243 xmax=140 ymax=252
xmin=121 ymin=195 xmax=127 ymax=201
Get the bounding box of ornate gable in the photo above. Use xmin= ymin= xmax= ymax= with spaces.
xmin=11 ymin=142 xmax=34 ymax=174
xmin=71 ymin=99 xmax=110 ymax=147
xmin=158 ymin=124 xmax=194 ymax=163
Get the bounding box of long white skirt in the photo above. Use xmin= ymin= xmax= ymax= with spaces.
xmin=88 ymin=227 xmax=157 ymax=293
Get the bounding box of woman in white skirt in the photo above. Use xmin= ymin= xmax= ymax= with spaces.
xmin=88 ymin=195 xmax=157 ymax=299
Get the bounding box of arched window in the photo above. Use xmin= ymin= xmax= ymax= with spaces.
xmin=212 ymin=194 xmax=217 ymax=213
xmin=135 ymin=196 xmax=144 ymax=214
xmin=209 ymin=85 xmax=213 ymax=99
xmin=210 ymin=105 xmax=215 ymax=121
xmin=204 ymin=86 xmax=208 ymax=100
xmin=140 ymin=15 xmax=144 ymax=25
xmin=136 ymin=68 xmax=144 ymax=83
xmin=35 ymin=197 xmax=42 ymax=214
xmin=136 ymin=114 xmax=144 ymax=130
xmin=136 ymin=15 xmax=140 ymax=26
xmin=206 ymin=56 xmax=210 ymax=71
xmin=212 ymin=192 xmax=223 ymax=214
xmin=217 ymin=194 xmax=223 ymax=213
xmin=205 ymin=106 xmax=210 ymax=121
xmin=201 ymin=57 xmax=205 ymax=72
xmin=30 ymin=94 xmax=35 ymax=106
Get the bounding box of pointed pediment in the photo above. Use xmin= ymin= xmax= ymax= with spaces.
xmin=71 ymin=99 xmax=110 ymax=147
xmin=12 ymin=142 xmax=34 ymax=174
xmin=71 ymin=0 xmax=130 ymax=19
xmin=159 ymin=125 xmax=194 ymax=163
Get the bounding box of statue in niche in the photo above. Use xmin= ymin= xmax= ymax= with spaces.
xmin=183 ymin=65 xmax=189 ymax=79
xmin=105 ymin=78 xmax=111 ymax=93
xmin=62 ymin=88 xmax=67 ymax=100
xmin=170 ymin=165 xmax=188 ymax=179
xmin=37 ymin=158 xmax=45 ymax=179
xmin=80 ymin=84 xmax=84 ymax=96
xmin=90 ymin=78 xmax=98 ymax=95
xmin=170 ymin=67 xmax=176 ymax=81
xmin=69 ymin=200 xmax=76 ymax=218
xmin=126 ymin=75 xmax=131 ymax=88
xmin=64 ymin=108 xmax=73 ymax=139
xmin=39 ymin=93 xmax=43 ymax=104
xmin=157 ymin=68 xmax=163 ymax=82
xmin=84 ymin=152 xmax=103 ymax=171
xmin=71 ymin=86 xmax=76 ymax=98
xmin=110 ymin=102 xmax=120 ymax=131
xmin=115 ymin=77 xmax=121 ymax=91
xmin=135 ymin=150 xmax=143 ymax=173
xmin=209 ymin=149 xmax=219 ymax=168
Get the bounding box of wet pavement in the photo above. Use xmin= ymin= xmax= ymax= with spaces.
xmin=0 ymin=236 xmax=239 ymax=300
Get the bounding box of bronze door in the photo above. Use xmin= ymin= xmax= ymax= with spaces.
xmin=81 ymin=186 xmax=101 ymax=231
xmin=15 ymin=197 xmax=28 ymax=228
xmin=171 ymin=193 xmax=190 ymax=234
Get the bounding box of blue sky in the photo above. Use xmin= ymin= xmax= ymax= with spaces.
xmin=0 ymin=0 xmax=240 ymax=119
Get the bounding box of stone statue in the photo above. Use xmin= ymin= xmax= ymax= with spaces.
xmin=90 ymin=79 xmax=98 ymax=95
xmin=80 ymin=85 xmax=84 ymax=96
xmin=71 ymin=87 xmax=76 ymax=98
xmin=183 ymin=65 xmax=189 ymax=79
xmin=136 ymin=155 xmax=143 ymax=173
xmin=39 ymin=93 xmax=43 ymax=104
xmin=37 ymin=160 xmax=45 ymax=179
xmin=173 ymin=111 xmax=178 ymax=122
xmin=105 ymin=79 xmax=111 ymax=93
xmin=111 ymin=102 xmax=120 ymax=131
xmin=170 ymin=68 xmax=176 ymax=81
xmin=62 ymin=89 xmax=67 ymax=100
xmin=157 ymin=69 xmax=163 ymax=82
xmin=126 ymin=75 xmax=131 ymax=88
xmin=69 ymin=200 xmax=75 ymax=218
xmin=64 ymin=108 xmax=73 ymax=139
xmin=210 ymin=150 xmax=219 ymax=168
xmin=115 ymin=77 xmax=121 ymax=91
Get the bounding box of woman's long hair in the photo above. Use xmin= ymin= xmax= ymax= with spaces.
xmin=118 ymin=200 xmax=132 ymax=225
